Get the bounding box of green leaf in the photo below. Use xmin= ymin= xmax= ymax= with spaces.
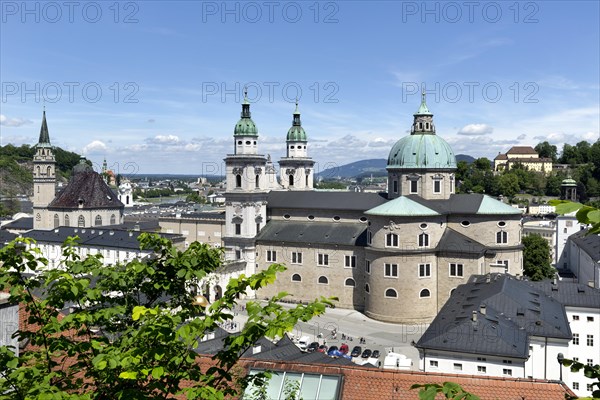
xmin=132 ymin=306 xmax=146 ymax=321
xmin=152 ymin=366 xmax=164 ymax=379
xmin=119 ymin=371 xmax=138 ymax=379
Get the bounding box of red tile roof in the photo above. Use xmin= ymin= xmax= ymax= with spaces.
xmin=506 ymin=146 xmax=537 ymax=155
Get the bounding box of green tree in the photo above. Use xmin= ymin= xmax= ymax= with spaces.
xmin=498 ymin=174 xmax=520 ymax=198
xmin=522 ymin=234 xmax=554 ymax=281
xmin=0 ymin=234 xmax=334 ymax=399
xmin=473 ymin=157 xmax=491 ymax=171
xmin=534 ymin=141 xmax=558 ymax=162
xmin=411 ymin=382 xmax=480 ymax=400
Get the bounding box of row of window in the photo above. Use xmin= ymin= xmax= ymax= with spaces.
xmin=572 ymin=333 xmax=594 ymax=346
xmin=572 ymin=315 xmax=595 ymax=322
xmin=49 ymin=213 xmax=117 ymax=228
xmin=378 ymin=231 xmax=508 ymax=248
xmin=429 ymin=361 xmax=508 ymax=375
xmin=266 ymin=251 xmax=357 ymax=268
xmin=290 ymin=275 xmax=432 ymax=298
xmin=382 ymin=262 xmax=464 ymax=278
xmin=282 ymin=214 xmax=368 ymax=223
xmin=572 ymin=382 xmax=595 ymax=392
xmin=391 ymin=177 xmax=452 ymax=195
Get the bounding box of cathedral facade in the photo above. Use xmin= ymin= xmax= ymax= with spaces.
xmin=32 ymin=111 xmax=124 ymax=230
xmin=216 ymin=94 xmax=524 ymax=324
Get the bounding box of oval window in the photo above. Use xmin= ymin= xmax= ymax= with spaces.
xmin=245 ymin=141 xmax=251 ymax=145
xmin=237 ymin=140 xmax=242 ymax=145
xmin=460 ymin=220 xmax=471 ymax=227
xmin=307 ymin=215 xmax=315 ymax=221
xmin=333 ymin=216 xmax=341 ymax=221
xmin=290 ymin=145 xmax=295 ymax=149
xmin=360 ymin=217 xmax=368 ymax=223
xmin=498 ymin=221 xmax=506 ymax=227
xmin=420 ymin=223 xmax=428 ymax=229
xmin=283 ymin=214 xmax=291 ymax=220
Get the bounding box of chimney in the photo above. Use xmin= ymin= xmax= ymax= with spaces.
xmin=485 ymin=274 xmax=491 ymax=283
xmin=252 ymin=344 xmax=262 ymax=354
xmin=480 ymin=304 xmax=486 ymax=315
xmin=472 ymin=310 xmax=478 ymax=322
xmin=588 ymin=280 xmax=595 ymax=288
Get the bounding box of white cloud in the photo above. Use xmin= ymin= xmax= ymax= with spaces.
xmin=146 ymin=134 xmax=180 ymax=144
xmin=83 ymin=140 xmax=108 ymax=154
xmin=517 ymin=134 xmax=527 ymax=140
xmin=457 ymin=123 xmax=494 ymax=136
xmin=0 ymin=114 xmax=32 ymax=127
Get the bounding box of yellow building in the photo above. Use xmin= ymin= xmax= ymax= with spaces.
xmin=494 ymin=146 xmax=553 ymax=174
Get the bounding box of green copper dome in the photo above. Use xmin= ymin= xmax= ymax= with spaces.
xmin=561 ymin=178 xmax=577 ymax=186
xmin=234 ymin=118 xmax=258 ymax=136
xmin=387 ymin=133 xmax=457 ymax=169
xmin=286 ymin=103 xmax=307 ymax=141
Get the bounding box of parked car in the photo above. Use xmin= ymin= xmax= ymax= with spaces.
xmin=361 ymin=349 xmax=372 ymax=359
xmin=307 ymin=342 xmax=319 ymax=353
xmin=371 ymin=350 xmax=380 ymax=359
xmin=317 ymin=345 xmax=328 ymax=353
xmin=327 ymin=346 xmax=339 ymax=356
xmin=339 ymin=343 xmax=349 ymax=354
xmin=350 ymin=346 xmax=362 ymax=358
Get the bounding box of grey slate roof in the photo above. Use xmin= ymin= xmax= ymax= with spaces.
xmin=48 ymin=170 xmax=123 ymax=210
xmin=267 ymin=191 xmax=388 ymax=211
xmin=417 ymin=274 xmax=571 ymax=359
xmin=256 ymin=220 xmax=367 ymax=246
xmin=195 ymin=331 xmax=358 ymax=367
xmin=2 ymin=217 xmax=33 ymax=230
xmin=22 ymin=227 xmax=184 ymax=250
xmin=436 ymin=228 xmax=487 ymax=256
xmin=527 ymin=279 xmax=600 ymax=309
xmin=0 ymin=230 xmax=17 ymax=244
xmin=570 ymin=230 xmax=600 ymax=261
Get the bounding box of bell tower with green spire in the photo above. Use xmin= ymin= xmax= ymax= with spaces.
xmin=32 ymin=109 xmax=56 ymax=229
xmin=278 ymin=102 xmax=315 ymax=190
xmin=223 ymin=89 xmax=268 ymax=279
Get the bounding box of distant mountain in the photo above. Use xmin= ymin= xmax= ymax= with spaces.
xmin=456 ymin=154 xmax=476 ymax=163
xmin=316 ymin=154 xmax=476 ymax=179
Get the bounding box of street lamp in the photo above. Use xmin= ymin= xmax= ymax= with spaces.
xmin=557 ymin=353 xmax=564 ymax=381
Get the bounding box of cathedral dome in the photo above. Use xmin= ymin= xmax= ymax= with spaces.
xmin=387 ymin=93 xmax=456 ymax=170
xmin=387 ymin=133 xmax=456 ymax=170
xmin=234 ymin=118 xmax=258 ymax=136
xmin=287 ymin=125 xmax=306 ymax=141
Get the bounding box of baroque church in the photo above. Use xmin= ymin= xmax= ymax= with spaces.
xmin=216 ymin=92 xmax=524 ymax=324
xmin=32 ymin=111 xmax=125 ymax=230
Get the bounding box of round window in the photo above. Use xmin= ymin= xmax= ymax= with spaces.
xmin=460 ymin=220 xmax=471 ymax=227
xmin=237 ymin=140 xmax=242 ymax=145
xmin=245 ymin=141 xmax=251 ymax=145
xmin=290 ymin=145 xmax=295 ymax=149
xmin=359 ymin=216 xmax=368 ymax=223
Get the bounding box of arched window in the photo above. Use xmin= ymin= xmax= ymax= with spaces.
xmin=236 ymin=174 xmax=242 ymax=188
xmin=289 ymin=175 xmax=294 ymax=187
xmin=385 ymin=288 xmax=398 ymax=298
xmin=110 ymin=214 xmax=116 ymax=225
xmin=78 ymin=215 xmax=85 ymax=227
xmin=365 ymin=283 xmax=370 ymax=293
xmin=419 ymin=233 xmax=429 ymax=247
xmin=53 ymin=214 xmax=59 ymax=228
xmin=496 ymin=231 xmax=508 ymax=244
xmin=292 ymin=274 xmax=302 ymax=282
xmin=47 ymin=166 xmax=51 ymax=176
xmin=255 ymin=175 xmax=260 ymax=188
xmin=344 ymin=278 xmax=356 ymax=287
xmin=305 ymin=175 xmax=309 ymax=186
xmin=318 ymin=276 xmax=328 ymax=285
xmin=64 ymin=215 xmax=70 ymax=226
xmin=386 ymin=233 xmax=399 ymax=247
xmin=420 ymin=289 xmax=431 ymax=298
xmin=95 ymin=215 xmax=102 ymax=226
xmin=126 ymin=195 xmax=129 ymax=204
xmin=36 ymin=166 xmax=40 ymax=176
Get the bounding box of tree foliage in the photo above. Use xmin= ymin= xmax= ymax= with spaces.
xmin=0 ymin=234 xmax=334 ymax=399
xmin=561 ymin=359 xmax=600 ymax=400
xmin=410 ymin=382 xmax=480 ymax=400
xmin=522 ymin=233 xmax=554 ymax=281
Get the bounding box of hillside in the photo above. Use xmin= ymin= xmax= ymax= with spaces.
xmin=0 ymin=144 xmax=82 ymax=215
xmin=316 ymin=154 xmax=476 ymax=179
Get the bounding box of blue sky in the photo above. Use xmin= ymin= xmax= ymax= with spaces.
xmin=1 ymin=1 xmax=599 ymax=175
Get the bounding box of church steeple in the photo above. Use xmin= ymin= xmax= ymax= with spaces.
xmin=38 ymin=109 xmax=51 ymax=146
xmin=412 ymin=90 xmax=435 ymax=134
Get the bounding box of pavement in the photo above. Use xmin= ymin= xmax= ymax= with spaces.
xmin=224 ymin=301 xmax=427 ymax=370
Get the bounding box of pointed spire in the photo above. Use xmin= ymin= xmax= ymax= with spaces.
xmin=415 ymin=89 xmax=432 ymax=116
xmin=38 ymin=109 xmax=51 ymax=145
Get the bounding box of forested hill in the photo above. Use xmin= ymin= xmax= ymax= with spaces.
xmin=0 ymin=144 xmax=82 ymax=197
